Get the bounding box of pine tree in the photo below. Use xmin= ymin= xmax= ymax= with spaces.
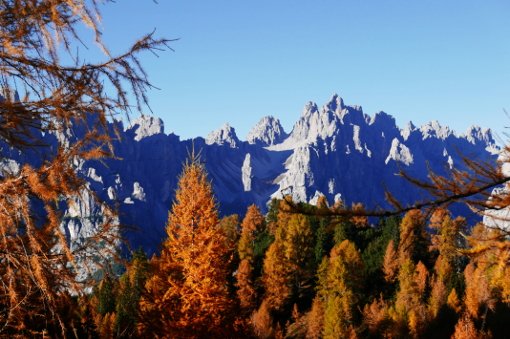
xmin=92 ymin=274 xmax=117 ymax=336
xmin=139 ymin=157 xmax=233 ymax=337
xmin=115 ymin=249 xmax=149 ymax=338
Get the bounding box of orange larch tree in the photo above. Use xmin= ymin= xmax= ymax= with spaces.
xmin=236 ymin=204 xmax=265 ymax=311
xmin=262 ymin=213 xmax=314 ymax=312
xmin=0 ymin=0 xmax=169 ymax=336
xmin=139 ymin=157 xmax=234 ymax=337
xmin=319 ymin=240 xmax=364 ymax=338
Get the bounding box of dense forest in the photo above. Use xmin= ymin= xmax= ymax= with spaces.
xmin=83 ymin=158 xmax=509 ymax=338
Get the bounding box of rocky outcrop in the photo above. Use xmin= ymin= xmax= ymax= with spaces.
xmin=0 ymin=96 xmax=499 ymax=255
xmin=247 ymin=116 xmax=287 ymax=146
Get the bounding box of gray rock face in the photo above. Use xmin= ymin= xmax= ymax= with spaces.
xmin=242 ymin=153 xmax=252 ymax=191
xmin=206 ymin=123 xmax=240 ymax=148
xmin=0 ymin=97 xmax=500 ymax=255
xmin=247 ymin=116 xmax=287 ymax=146
xmin=128 ymin=115 xmax=164 ymax=141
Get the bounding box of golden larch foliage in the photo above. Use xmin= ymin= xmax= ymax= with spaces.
xmin=398 ymin=209 xmax=427 ymax=263
xmin=414 ymin=261 xmax=429 ymax=295
xmin=383 ymin=239 xmax=399 ymax=283
xmin=394 ymin=259 xmax=429 ymax=336
xmin=251 ymin=299 xmax=274 ymax=339
xmin=263 ymin=213 xmax=314 ymax=311
xmin=238 ymin=204 xmax=265 ymax=261
xmin=451 ymin=314 xmax=484 ymax=339
xmin=139 ymin=159 xmax=234 ymax=337
xmin=306 ymin=297 xmax=325 ymax=339
xmin=236 ymin=205 xmax=265 ymax=312
xmin=0 ymin=0 xmax=169 ymax=335
xmin=447 ymin=288 xmax=462 ymax=314
xmin=363 ymin=296 xmax=391 ymax=336
xmin=263 ymin=240 xmax=291 ymax=311
xmin=464 ymin=262 xmax=493 ymax=319
xmin=320 ymin=240 xmax=364 ymax=339
xmin=237 ymin=258 xmax=257 ymax=310
xmin=429 ymin=278 xmax=448 ymax=318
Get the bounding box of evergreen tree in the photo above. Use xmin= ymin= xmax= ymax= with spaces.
xmin=96 ymin=275 xmax=117 ymax=316
xmin=115 ymin=249 xmax=149 ymax=338
xmin=92 ymin=274 xmax=117 ymax=337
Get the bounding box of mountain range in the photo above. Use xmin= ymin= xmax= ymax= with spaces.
xmin=1 ymin=94 xmax=499 ymax=254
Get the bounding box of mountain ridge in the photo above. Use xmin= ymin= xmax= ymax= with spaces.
xmin=0 ymin=94 xmax=499 ymax=254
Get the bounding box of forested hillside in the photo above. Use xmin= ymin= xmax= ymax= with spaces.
xmin=89 ymin=158 xmax=510 ymax=338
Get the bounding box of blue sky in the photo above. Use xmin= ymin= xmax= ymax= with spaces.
xmin=94 ymin=1 xmax=509 ymax=141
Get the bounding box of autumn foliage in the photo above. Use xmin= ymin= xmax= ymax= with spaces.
xmin=138 ymin=157 xmax=235 ymax=337
xmin=4 ymin=1 xmax=510 ymax=337
xmin=0 ymin=0 xmax=169 ymax=336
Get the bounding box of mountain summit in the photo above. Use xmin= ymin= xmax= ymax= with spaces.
xmin=246 ymin=116 xmax=287 ymax=146
xmin=2 ymin=95 xmax=498 ymax=253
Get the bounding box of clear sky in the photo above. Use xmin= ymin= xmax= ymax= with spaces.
xmin=94 ymin=1 xmax=510 ymax=141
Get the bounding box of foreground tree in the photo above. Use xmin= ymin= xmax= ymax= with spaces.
xmin=0 ymin=0 xmax=168 ymax=335
xmin=139 ymin=157 xmax=234 ymax=337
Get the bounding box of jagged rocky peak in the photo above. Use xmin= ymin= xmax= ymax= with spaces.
xmin=370 ymin=111 xmax=397 ymax=129
xmin=323 ymin=93 xmax=345 ymax=115
xmin=464 ymin=125 xmax=494 ymax=144
xmin=287 ymin=99 xmax=340 ymax=145
xmin=309 ymin=190 xmax=326 ymax=206
xmin=127 ymin=115 xmax=164 ymax=141
xmin=246 ymin=116 xmax=287 ymax=146
xmin=420 ymin=120 xmax=453 ymax=140
xmin=302 ymin=101 xmax=319 ymax=117
xmin=385 ymin=138 xmax=414 ymax=165
xmin=206 ymin=123 xmax=240 ymax=148
xmin=338 ymin=104 xmax=367 ymax=126
xmin=465 ymin=126 xmax=499 ymax=154
xmin=401 ymin=121 xmax=416 ymax=140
